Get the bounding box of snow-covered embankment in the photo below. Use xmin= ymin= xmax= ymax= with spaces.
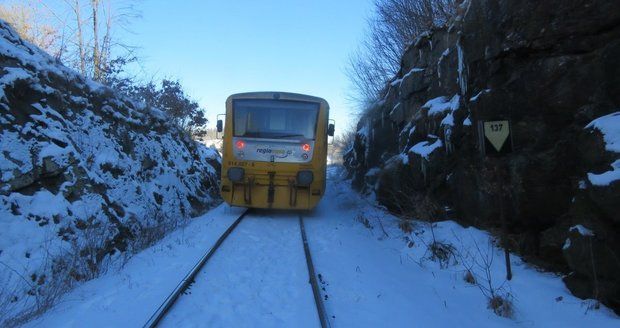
xmin=0 ymin=20 xmax=221 ymax=325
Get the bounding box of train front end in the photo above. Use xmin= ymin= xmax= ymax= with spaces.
xmin=219 ymin=92 xmax=331 ymax=210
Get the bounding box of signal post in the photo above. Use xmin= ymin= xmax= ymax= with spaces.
xmin=478 ymin=120 xmax=514 ymax=281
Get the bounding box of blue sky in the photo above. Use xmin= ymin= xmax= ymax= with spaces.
xmin=120 ymin=0 xmax=375 ymax=134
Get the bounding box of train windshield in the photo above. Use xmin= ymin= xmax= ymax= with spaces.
xmin=233 ymin=99 xmax=319 ymax=140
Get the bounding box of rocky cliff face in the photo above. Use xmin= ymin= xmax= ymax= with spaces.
xmin=345 ymin=0 xmax=620 ymax=312
xmin=0 ymin=21 xmax=220 ymax=323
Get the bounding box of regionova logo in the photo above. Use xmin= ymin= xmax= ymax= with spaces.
xmin=256 ymin=148 xmax=292 ymax=158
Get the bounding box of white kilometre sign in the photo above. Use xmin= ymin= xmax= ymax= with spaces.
xmin=483 ymin=120 xmax=510 ymax=152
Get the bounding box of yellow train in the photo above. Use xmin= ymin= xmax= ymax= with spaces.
xmin=217 ymin=92 xmax=334 ymax=210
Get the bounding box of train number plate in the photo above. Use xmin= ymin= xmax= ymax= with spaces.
xmin=228 ymin=161 xmax=255 ymax=167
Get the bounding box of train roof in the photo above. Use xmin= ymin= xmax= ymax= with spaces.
xmin=227 ymin=91 xmax=328 ymax=106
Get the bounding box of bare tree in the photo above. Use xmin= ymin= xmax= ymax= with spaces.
xmin=346 ymin=0 xmax=457 ymax=109
xmin=346 ymin=48 xmax=389 ymax=109
xmin=91 ymin=0 xmax=101 ymax=80
xmin=85 ymin=0 xmax=139 ymax=81
xmin=100 ymin=0 xmax=113 ymax=76
xmin=0 ymin=1 xmax=61 ymax=56
xmin=4 ymin=0 xmax=139 ymax=81
xmin=329 ymin=125 xmax=357 ymax=163
xmin=67 ymin=0 xmax=87 ymax=75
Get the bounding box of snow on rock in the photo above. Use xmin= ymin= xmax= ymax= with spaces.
xmin=585 ymin=112 xmax=620 ymax=186
xmin=586 ymin=111 xmax=620 ymax=153
xmin=441 ymin=112 xmax=455 ymax=126
xmin=423 ymin=94 xmax=460 ymax=116
xmin=408 ymin=125 xmax=416 ymax=137
xmin=355 ymin=119 xmax=374 ymax=167
xmin=398 ymin=121 xmax=415 ymax=140
xmin=563 ymin=238 xmax=572 ymax=250
xmin=404 ymin=67 xmax=424 ymax=78
xmin=588 ymin=159 xmax=620 ymax=186
xmin=437 ymin=48 xmax=450 ymax=80
xmin=0 ymin=66 xmax=32 ymax=99
xmin=365 ymin=167 xmax=381 ymax=178
xmin=356 ymin=121 xmax=370 ymax=139
xmin=389 ymin=102 xmax=402 ymax=118
xmin=0 ymin=19 xmax=221 ymax=325
xmin=409 ymin=138 xmax=443 ymax=159
xmin=470 ymin=89 xmax=491 ymax=102
xmin=399 ymin=153 xmax=409 ymax=165
xmin=570 ymin=224 xmax=595 ymax=237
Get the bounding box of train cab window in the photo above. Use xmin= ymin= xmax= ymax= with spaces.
xmin=233 ymin=99 xmax=319 ymax=140
xmin=269 ymin=109 xmax=287 ymax=130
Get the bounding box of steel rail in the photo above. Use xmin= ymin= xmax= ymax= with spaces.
xmin=143 ymin=209 xmax=250 ymax=328
xmin=299 ymin=214 xmax=331 ymax=328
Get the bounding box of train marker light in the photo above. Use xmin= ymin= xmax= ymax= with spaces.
xmin=235 ymin=140 xmax=246 ymax=150
xmin=302 ymin=143 xmax=311 ymax=152
xmin=227 ymin=167 xmax=245 ymax=182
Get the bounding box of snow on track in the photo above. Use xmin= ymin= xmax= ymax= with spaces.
xmin=159 ymin=211 xmax=319 ymax=328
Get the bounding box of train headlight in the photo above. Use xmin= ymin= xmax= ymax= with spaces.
xmin=227 ymin=167 xmax=245 ymax=182
xmin=296 ymin=170 xmax=314 ymax=186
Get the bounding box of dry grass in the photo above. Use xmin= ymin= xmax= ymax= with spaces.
xmin=128 ymin=203 xmax=186 ymax=253
xmin=427 ymin=240 xmax=457 ymax=269
xmin=0 ymin=203 xmax=188 ymax=327
xmin=452 ymin=233 xmax=516 ymax=318
xmin=464 ymin=270 xmax=476 ymax=284
xmin=399 ymin=220 xmax=413 ymax=234
xmin=488 ymin=294 xmax=514 ymax=318
xmin=355 ymin=212 xmax=374 ymax=230
xmin=0 ymin=248 xmax=77 ymax=327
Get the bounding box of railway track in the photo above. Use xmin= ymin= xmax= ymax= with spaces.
xmin=142 ymin=210 xmax=331 ymax=328
xmin=299 ymin=214 xmax=331 ymax=328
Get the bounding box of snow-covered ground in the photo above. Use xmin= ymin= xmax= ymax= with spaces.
xmin=24 ymin=166 xmax=618 ymax=327
xmin=306 ymin=168 xmax=618 ymax=327
xmin=22 ymin=206 xmax=245 ymax=327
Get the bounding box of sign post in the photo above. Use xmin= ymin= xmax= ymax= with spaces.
xmin=480 ymin=119 xmax=513 ymax=281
